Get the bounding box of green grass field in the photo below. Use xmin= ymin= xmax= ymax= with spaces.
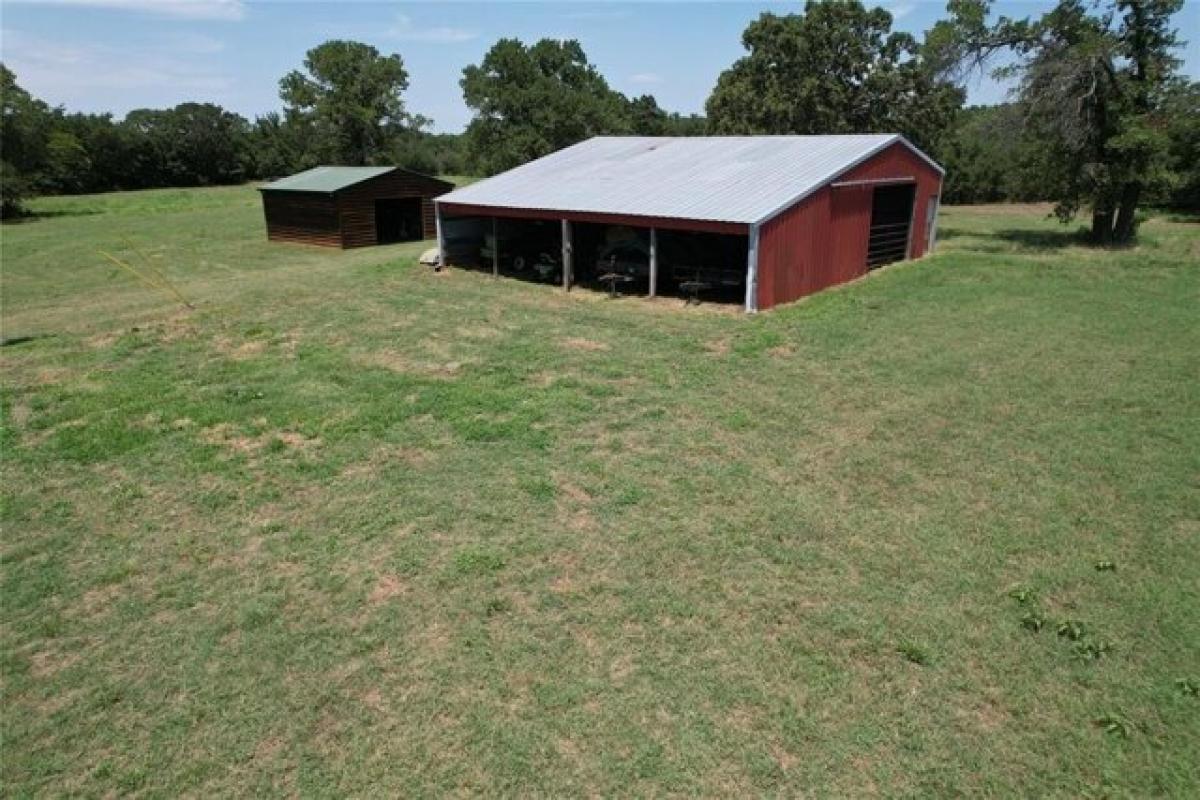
xmin=2 ymin=186 xmax=1198 ymax=796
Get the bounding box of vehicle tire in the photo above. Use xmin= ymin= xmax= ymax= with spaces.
xmin=512 ymin=255 xmax=526 ymax=272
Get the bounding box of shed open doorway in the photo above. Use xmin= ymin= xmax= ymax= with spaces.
xmin=375 ymin=198 xmax=423 ymax=244
xmin=867 ymin=183 xmax=916 ymax=269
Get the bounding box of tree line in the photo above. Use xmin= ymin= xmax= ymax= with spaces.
xmin=2 ymin=0 xmax=1196 ymax=241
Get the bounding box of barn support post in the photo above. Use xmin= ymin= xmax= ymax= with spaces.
xmin=435 ymin=204 xmax=446 ymax=266
xmin=905 ymin=185 xmax=919 ymax=261
xmin=928 ymin=192 xmax=941 ymax=253
xmin=491 ymin=217 xmax=499 ymax=278
xmin=561 ymin=219 xmax=572 ymax=291
xmin=744 ymin=223 xmax=760 ymax=313
xmin=649 ymin=227 xmax=658 ymax=298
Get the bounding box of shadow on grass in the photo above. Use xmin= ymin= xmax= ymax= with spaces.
xmin=938 ymin=225 xmax=1092 ymax=253
xmin=992 ymin=227 xmax=1092 ymax=251
xmin=1159 ymin=210 xmax=1199 ymax=224
xmin=936 ymin=226 xmax=969 ymax=241
xmin=2 ymin=208 xmax=101 ymax=224
xmin=0 ymin=333 xmax=55 ymax=348
xmin=447 ymin=257 xmax=744 ymax=309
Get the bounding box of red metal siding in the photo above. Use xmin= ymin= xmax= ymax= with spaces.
xmin=757 ymin=142 xmax=943 ymax=310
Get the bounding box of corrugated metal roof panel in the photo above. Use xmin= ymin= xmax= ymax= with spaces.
xmin=260 ymin=166 xmax=396 ymax=193
xmin=436 ymin=135 xmax=942 ymax=225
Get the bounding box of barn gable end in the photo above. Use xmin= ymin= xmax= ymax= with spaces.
xmin=756 ymin=141 xmax=943 ymax=309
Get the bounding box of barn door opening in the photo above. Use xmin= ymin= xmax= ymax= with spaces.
xmin=866 ymin=183 xmax=915 ymax=270
xmin=375 ymin=198 xmax=423 ymax=244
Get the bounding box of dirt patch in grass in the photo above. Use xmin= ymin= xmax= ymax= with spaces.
xmin=561 ymin=337 xmax=609 ymax=352
xmin=150 ymin=312 xmax=199 ymax=344
xmin=353 ymin=348 xmax=467 ymax=378
xmin=213 ymin=336 xmax=267 ymax=360
xmin=361 ymin=687 xmax=387 ymax=713
xmin=555 ymin=476 xmax=593 ymax=505
xmin=275 ymin=432 xmax=316 ymax=449
xmin=9 ymin=402 xmax=32 ymax=427
xmin=340 ymin=447 xmax=430 ymax=479
xmin=368 ymin=575 xmax=407 ymax=604
xmin=76 ymin=584 xmax=125 ymax=618
xmin=253 ymin=735 xmax=285 ymax=762
xmin=85 ymin=330 xmax=121 ymax=349
xmin=704 ymin=339 xmax=731 ymax=356
xmin=608 ymin=653 xmax=635 ymax=684
xmin=456 ymin=324 xmax=502 ymax=340
xmin=770 ymin=742 xmax=799 ymax=773
xmin=32 ymin=367 xmax=73 ymax=386
xmin=29 ymin=648 xmax=82 ymax=679
xmin=199 ymin=423 xmax=320 ymax=456
xmin=353 ymin=349 xmax=412 ymax=373
xmin=554 ymin=474 xmax=597 ymax=531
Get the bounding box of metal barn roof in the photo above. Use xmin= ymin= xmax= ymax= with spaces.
xmin=260 ymin=166 xmax=396 ymax=193
xmin=437 ymin=135 xmax=942 ymax=226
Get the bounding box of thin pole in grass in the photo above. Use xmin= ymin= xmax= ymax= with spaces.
xmin=120 ymin=235 xmax=182 ymax=297
xmin=98 ymin=248 xmax=194 ymax=309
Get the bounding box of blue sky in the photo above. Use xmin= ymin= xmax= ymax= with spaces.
xmin=2 ymin=0 xmax=1198 ymax=133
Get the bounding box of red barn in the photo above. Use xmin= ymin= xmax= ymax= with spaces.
xmin=435 ymin=135 xmax=943 ymax=311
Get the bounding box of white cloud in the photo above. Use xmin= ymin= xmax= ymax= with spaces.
xmin=388 ymin=13 xmax=478 ymax=44
xmin=629 ymin=72 xmax=663 ymax=85
xmin=887 ymin=3 xmax=915 ymax=21
xmin=1 ymin=28 xmax=233 ymax=97
xmin=7 ymin=0 xmax=246 ymax=21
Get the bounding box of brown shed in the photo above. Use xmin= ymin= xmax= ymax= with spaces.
xmin=260 ymin=166 xmax=453 ymax=248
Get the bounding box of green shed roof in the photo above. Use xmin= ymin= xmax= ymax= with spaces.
xmin=260 ymin=166 xmax=396 ymax=193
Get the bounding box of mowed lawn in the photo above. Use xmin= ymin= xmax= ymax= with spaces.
xmin=2 ymin=185 xmax=1198 ymax=796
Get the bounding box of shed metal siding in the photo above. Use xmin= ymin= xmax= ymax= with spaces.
xmin=262 ymin=192 xmax=342 ymax=247
xmin=757 ymin=142 xmax=943 ymax=310
xmin=261 ymin=168 xmax=452 ymax=249
xmin=335 ymin=170 xmax=452 ymax=248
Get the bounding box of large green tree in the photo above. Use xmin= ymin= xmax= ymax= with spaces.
xmin=705 ymin=1 xmax=963 ymax=153
xmin=280 ymin=40 xmax=412 ymax=166
xmin=1159 ymin=79 xmax=1200 ymax=210
xmin=927 ymin=0 xmax=1186 ymax=243
xmin=936 ymin=104 xmax=1049 ymax=203
xmin=1 ymin=64 xmax=53 ymax=215
xmin=124 ymin=103 xmax=250 ymax=187
xmin=57 ymin=112 xmax=139 ymax=192
xmin=461 ymin=38 xmax=631 ymax=175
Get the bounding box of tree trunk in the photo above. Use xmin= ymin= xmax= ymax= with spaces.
xmin=1091 ymin=207 xmax=1113 ymax=245
xmin=1113 ymin=181 xmax=1142 ymax=244
xmin=1111 ymin=0 xmax=1150 ymax=246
